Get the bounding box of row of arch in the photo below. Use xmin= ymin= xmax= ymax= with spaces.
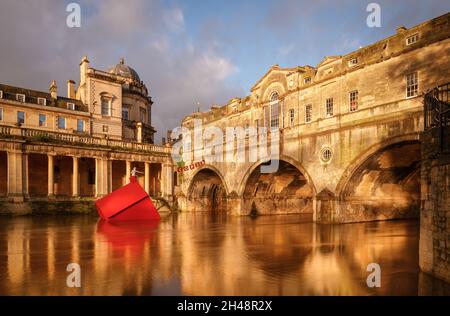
xmin=186 ymin=135 xmax=421 ymax=219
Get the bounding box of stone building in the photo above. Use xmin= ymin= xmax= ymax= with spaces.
xmin=0 ymin=57 xmax=173 ymax=213
xmin=176 ymin=13 xmax=450 ymax=224
xmin=419 ymin=84 xmax=450 ymax=283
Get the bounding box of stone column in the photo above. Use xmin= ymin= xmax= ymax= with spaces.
xmin=95 ymin=158 xmax=111 ymax=197
xmin=47 ymin=154 xmax=54 ymax=197
xmin=125 ymin=160 xmax=131 ymax=184
xmin=136 ymin=122 xmax=143 ymax=143
xmin=7 ymin=150 xmax=24 ymax=202
xmin=22 ymin=153 xmax=29 ymax=198
xmin=161 ymin=163 xmax=173 ymax=198
xmin=106 ymin=159 xmax=112 ymax=194
xmin=144 ymin=162 xmax=150 ymax=194
xmin=72 ymin=156 xmax=79 ymax=197
xmin=95 ymin=158 xmax=103 ymax=197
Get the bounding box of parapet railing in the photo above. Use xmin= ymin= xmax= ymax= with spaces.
xmin=424 ymin=83 xmax=450 ymax=152
xmin=0 ymin=125 xmax=171 ymax=154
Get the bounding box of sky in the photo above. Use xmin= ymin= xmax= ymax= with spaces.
xmin=0 ymin=0 xmax=448 ymax=142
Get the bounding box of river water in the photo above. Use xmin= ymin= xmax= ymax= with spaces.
xmin=0 ymin=213 xmax=448 ymax=295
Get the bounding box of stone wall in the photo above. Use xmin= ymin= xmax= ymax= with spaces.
xmin=419 ymin=128 xmax=450 ymax=283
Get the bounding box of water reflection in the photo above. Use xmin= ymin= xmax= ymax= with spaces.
xmin=0 ymin=214 xmax=448 ymax=295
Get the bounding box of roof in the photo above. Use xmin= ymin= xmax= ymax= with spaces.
xmin=107 ymin=58 xmax=141 ymax=82
xmin=0 ymin=83 xmax=87 ymax=112
xmin=250 ymin=65 xmax=304 ymax=91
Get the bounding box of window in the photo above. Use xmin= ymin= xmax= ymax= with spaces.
xmin=37 ymin=97 xmax=46 ymax=106
xmin=140 ymin=108 xmax=146 ymax=122
xmin=255 ymin=119 xmax=260 ymax=128
xmin=16 ymin=94 xmax=25 ymax=103
xmin=77 ymin=119 xmax=84 ymax=132
xmin=17 ymin=111 xmax=25 ymax=124
xmin=348 ymin=58 xmax=358 ymax=66
xmin=102 ymin=125 xmax=108 ymax=132
xmin=122 ymin=107 xmax=129 ymax=120
xmin=349 ymin=90 xmax=358 ymax=112
xmin=270 ymin=92 xmax=279 ymax=128
xmin=305 ymin=104 xmax=312 ymax=123
xmin=0 ymin=108 xmax=3 ymax=121
xmin=101 ymin=99 xmax=110 ymax=116
xmin=320 ymin=147 xmax=333 ymax=163
xmin=304 ymin=77 xmax=311 ymax=84
xmin=39 ymin=114 xmax=46 ymax=127
xmin=406 ymin=72 xmax=418 ymax=98
xmin=289 ymin=109 xmax=295 ymax=127
xmin=326 ymin=98 xmax=334 ymax=117
xmin=406 ymin=33 xmax=419 ymax=45
xmin=264 ymin=106 xmax=270 ymax=128
xmin=67 ymin=103 xmax=75 ymax=110
xmin=0 ymin=91 xmax=3 ymax=99
xmin=57 ymin=116 xmax=66 ymax=129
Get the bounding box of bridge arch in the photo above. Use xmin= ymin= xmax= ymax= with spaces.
xmin=335 ymin=133 xmax=421 ymax=221
xmin=186 ymin=165 xmax=229 ymax=212
xmin=239 ymin=155 xmax=317 ymax=216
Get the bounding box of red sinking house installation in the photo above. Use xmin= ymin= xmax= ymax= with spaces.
xmin=95 ymin=176 xmax=160 ymax=221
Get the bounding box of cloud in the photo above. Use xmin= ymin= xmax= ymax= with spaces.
xmin=163 ymin=7 xmax=185 ymax=33
xmin=0 ymin=0 xmax=243 ymax=142
xmin=277 ymin=43 xmax=296 ymax=57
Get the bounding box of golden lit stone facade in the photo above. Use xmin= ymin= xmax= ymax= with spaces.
xmin=178 ymin=13 xmax=450 ymax=223
xmin=0 ymin=57 xmax=173 ymax=212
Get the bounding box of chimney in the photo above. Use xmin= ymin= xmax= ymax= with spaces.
xmin=67 ymin=80 xmax=76 ymax=98
xmin=79 ymin=56 xmax=90 ymax=86
xmin=396 ymin=26 xmax=407 ymax=34
xmin=49 ymin=80 xmax=57 ymax=99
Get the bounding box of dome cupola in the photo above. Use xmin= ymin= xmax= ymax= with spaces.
xmin=108 ymin=58 xmax=141 ymax=82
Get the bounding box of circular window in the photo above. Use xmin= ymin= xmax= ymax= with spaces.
xmin=320 ymin=147 xmax=333 ymax=163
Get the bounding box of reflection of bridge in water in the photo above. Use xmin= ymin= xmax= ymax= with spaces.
xmin=3 ymin=214 xmax=447 ymax=296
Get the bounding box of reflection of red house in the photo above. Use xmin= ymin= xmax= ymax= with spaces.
xmin=96 ymin=177 xmax=160 ymax=221
xmin=96 ymin=219 xmax=160 ymax=261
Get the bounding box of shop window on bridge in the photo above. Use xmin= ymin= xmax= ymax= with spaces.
xmin=349 ymin=90 xmax=358 ymax=112
xmin=326 ymin=98 xmax=334 ymax=117
xmin=406 ymin=72 xmax=418 ymax=98
xmin=305 ymin=104 xmax=312 ymax=123
xmin=289 ymin=108 xmax=295 ymax=127
xmin=270 ymin=92 xmax=279 ymax=128
xmin=264 ymin=106 xmax=270 ymax=128
xmin=0 ymin=108 xmax=3 ymax=121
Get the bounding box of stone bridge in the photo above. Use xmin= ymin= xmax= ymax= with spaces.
xmin=177 ymin=105 xmax=422 ymax=223
xmin=174 ymin=15 xmax=450 ymax=223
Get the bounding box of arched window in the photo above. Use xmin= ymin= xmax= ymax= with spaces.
xmin=270 ymin=92 xmax=279 ymax=128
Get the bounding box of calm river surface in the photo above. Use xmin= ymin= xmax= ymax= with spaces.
xmin=0 ymin=213 xmax=448 ymax=295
